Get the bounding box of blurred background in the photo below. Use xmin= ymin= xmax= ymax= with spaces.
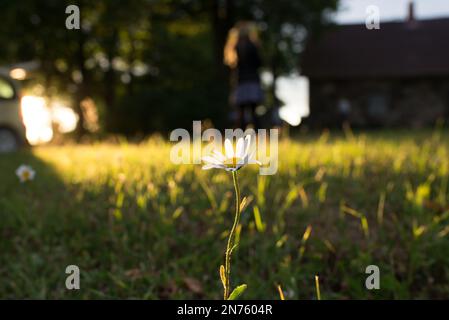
xmin=2 ymin=0 xmax=334 ymax=146
xmin=1 ymin=0 xmax=449 ymax=148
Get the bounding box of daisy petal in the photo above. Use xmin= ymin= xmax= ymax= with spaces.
xmin=212 ymin=150 xmax=226 ymax=162
xmin=224 ymin=139 xmax=234 ymax=158
xmin=244 ymin=149 xmax=261 ymax=166
xmin=202 ymin=155 xmax=223 ymax=165
xmin=244 ymin=135 xmax=251 ymax=155
xmin=244 ymin=134 xmax=254 ymax=159
xmin=236 ymin=137 xmax=244 ymax=159
xmin=202 ymin=164 xmax=223 ymax=170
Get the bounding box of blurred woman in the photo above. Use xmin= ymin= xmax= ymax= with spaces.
xmin=224 ymin=22 xmax=263 ymax=130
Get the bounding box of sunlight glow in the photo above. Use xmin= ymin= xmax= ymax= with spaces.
xmin=9 ymin=68 xmax=27 ymax=80
xmin=21 ymin=96 xmax=53 ymax=145
xmin=51 ymin=102 xmax=79 ymax=133
xmin=20 ymin=96 xmax=79 ymax=145
xmin=276 ymin=75 xmax=309 ymax=126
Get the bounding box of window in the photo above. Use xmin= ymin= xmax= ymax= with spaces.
xmin=0 ymin=77 xmax=15 ymax=100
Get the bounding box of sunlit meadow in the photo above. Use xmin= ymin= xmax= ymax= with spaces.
xmin=1 ymin=129 xmax=448 ymax=299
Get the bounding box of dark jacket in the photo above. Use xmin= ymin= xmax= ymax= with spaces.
xmin=236 ymin=38 xmax=262 ymax=84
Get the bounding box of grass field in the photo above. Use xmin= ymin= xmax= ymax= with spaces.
xmin=1 ymin=130 xmax=449 ymax=299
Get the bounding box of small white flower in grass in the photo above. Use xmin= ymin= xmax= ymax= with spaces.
xmin=200 ymin=134 xmax=261 ymax=299
xmin=202 ymin=135 xmax=261 ymax=172
xmin=16 ymin=165 xmax=35 ymax=183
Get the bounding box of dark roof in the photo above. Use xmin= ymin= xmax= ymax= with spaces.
xmin=301 ymin=18 xmax=449 ymax=79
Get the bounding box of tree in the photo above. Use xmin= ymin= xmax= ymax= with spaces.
xmin=0 ymin=0 xmax=339 ymax=136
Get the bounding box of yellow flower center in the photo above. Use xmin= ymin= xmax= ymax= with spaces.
xmin=22 ymin=171 xmax=30 ymax=180
xmin=224 ymin=157 xmax=242 ymax=168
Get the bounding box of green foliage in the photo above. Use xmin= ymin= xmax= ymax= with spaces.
xmin=1 ymin=130 xmax=448 ymax=299
xmin=228 ymin=284 xmax=247 ymax=300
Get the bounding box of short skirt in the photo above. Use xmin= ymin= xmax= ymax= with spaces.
xmin=234 ymin=81 xmax=264 ymax=105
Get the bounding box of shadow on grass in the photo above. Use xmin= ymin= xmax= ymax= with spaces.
xmin=0 ymin=149 xmax=89 ymax=298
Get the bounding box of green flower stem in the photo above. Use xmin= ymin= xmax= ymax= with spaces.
xmin=224 ymin=170 xmax=241 ymax=299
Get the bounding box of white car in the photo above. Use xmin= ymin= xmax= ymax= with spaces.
xmin=0 ymin=72 xmax=27 ymax=152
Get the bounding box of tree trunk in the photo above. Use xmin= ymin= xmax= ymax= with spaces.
xmin=126 ymin=29 xmax=136 ymax=97
xmin=73 ymin=29 xmax=89 ymax=140
xmin=104 ymin=28 xmax=119 ymax=132
xmin=210 ymin=0 xmax=235 ymax=79
xmin=270 ymin=52 xmax=280 ymax=108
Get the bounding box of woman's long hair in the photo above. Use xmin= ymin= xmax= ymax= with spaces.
xmin=224 ymin=22 xmax=259 ymax=68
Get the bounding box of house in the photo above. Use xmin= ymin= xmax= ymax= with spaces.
xmin=301 ymin=4 xmax=449 ymax=128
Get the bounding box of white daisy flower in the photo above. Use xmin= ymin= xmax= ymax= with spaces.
xmin=15 ymin=165 xmax=36 ymax=183
xmin=202 ymin=135 xmax=261 ymax=172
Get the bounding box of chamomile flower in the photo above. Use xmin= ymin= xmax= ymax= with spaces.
xmin=16 ymin=165 xmax=36 ymax=183
xmin=200 ymin=134 xmax=261 ymax=299
xmin=202 ymin=135 xmax=260 ymax=172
